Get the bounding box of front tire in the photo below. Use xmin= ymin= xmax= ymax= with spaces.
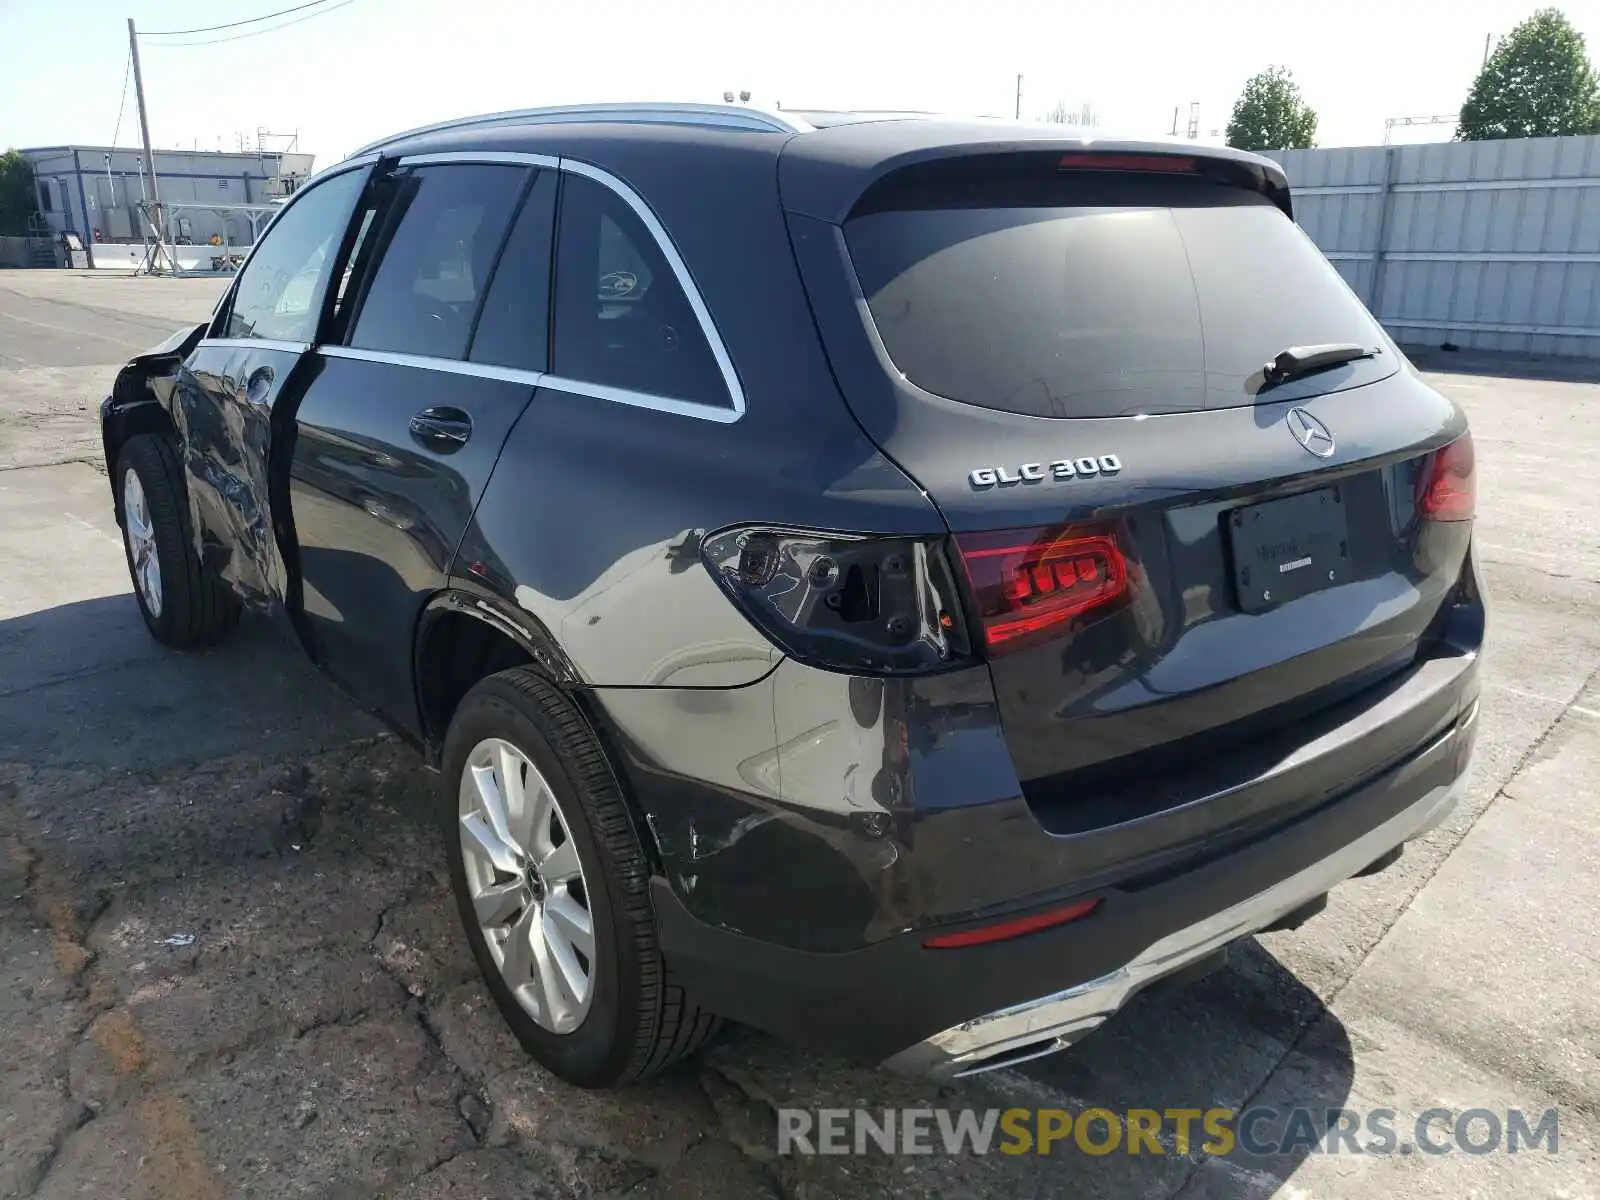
xmin=442 ymin=667 xmax=720 ymax=1087
xmin=115 ymin=434 xmax=240 ymax=647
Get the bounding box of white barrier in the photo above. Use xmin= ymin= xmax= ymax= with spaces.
xmin=89 ymin=244 xmax=243 ymax=273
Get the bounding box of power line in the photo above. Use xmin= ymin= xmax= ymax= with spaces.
xmin=144 ymin=0 xmax=355 ymax=47
xmin=111 ymin=48 xmax=132 ymax=146
xmin=140 ymin=0 xmax=338 ymax=37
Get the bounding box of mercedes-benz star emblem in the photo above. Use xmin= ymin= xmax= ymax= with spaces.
xmin=1287 ymin=408 xmax=1336 ymax=458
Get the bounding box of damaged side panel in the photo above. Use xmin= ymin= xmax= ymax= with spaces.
xmin=168 ymin=341 xmax=309 ymax=612
xmin=150 ymin=160 xmax=371 ymax=617
xmin=589 ymin=658 xmax=1031 ymax=953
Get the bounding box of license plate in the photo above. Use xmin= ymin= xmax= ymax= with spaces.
xmin=1228 ymin=487 xmax=1351 ymax=613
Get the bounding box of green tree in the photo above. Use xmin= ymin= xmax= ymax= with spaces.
xmin=1459 ymin=9 xmax=1600 ymax=140
xmin=0 ymin=150 xmax=38 ymax=237
xmin=1225 ymin=67 xmax=1318 ymax=152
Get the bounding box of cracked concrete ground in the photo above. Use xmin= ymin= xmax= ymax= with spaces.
xmin=1 ymin=269 xmax=1597 ymax=1198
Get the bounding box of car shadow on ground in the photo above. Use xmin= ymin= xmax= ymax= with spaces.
xmin=1 ymin=593 xmax=1357 ymax=1197
xmin=1008 ymin=940 xmax=1356 ymax=1188
xmin=0 ymin=593 xmax=378 ymax=770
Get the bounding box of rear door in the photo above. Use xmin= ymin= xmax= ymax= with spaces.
xmin=290 ymin=157 xmax=556 ymax=731
xmin=790 ymin=153 xmax=1472 ymax=837
xmin=171 ymin=165 xmax=368 ymax=610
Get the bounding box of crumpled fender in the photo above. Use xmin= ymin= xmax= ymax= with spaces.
xmin=101 ymin=322 xmax=210 ymax=507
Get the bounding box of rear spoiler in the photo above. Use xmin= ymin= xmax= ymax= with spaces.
xmin=778 ymin=122 xmax=1293 ymax=222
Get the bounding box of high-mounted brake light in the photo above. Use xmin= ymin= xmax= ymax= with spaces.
xmin=1056 ymin=153 xmax=1201 ymax=174
xmin=1417 ymin=433 xmax=1476 ymax=522
xmin=924 ymin=897 xmax=1102 ymax=948
xmin=954 ymin=525 xmax=1132 ymax=655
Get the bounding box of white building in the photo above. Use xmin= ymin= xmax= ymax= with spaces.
xmin=20 ymin=144 xmax=315 ymax=251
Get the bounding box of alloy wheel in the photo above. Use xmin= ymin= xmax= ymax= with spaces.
xmin=458 ymin=737 xmax=596 ymax=1033
xmin=122 ymin=468 xmax=163 ymax=618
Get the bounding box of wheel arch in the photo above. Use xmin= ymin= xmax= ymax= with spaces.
xmin=102 ymin=396 xmax=179 ymax=515
xmin=413 ymin=588 xmax=585 ymax=750
xmin=413 ymin=588 xmax=665 ymax=873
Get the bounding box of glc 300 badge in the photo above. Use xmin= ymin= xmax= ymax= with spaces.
xmin=969 ymin=455 xmax=1123 ymax=489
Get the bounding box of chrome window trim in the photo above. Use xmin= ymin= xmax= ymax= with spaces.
xmin=398 ymin=151 xmax=559 ymax=170
xmin=304 ymin=151 xmax=379 ymax=183
xmin=539 ymin=375 xmax=743 ymax=425
xmin=301 ymin=149 xmax=746 ymax=424
xmin=320 ymin=344 xmax=544 ymax=387
xmin=198 ymin=337 xmax=312 ymax=354
xmin=312 ymin=347 xmax=743 ymax=423
xmin=351 ymin=103 xmax=811 ymax=157
xmin=557 ymin=156 xmax=746 ymax=420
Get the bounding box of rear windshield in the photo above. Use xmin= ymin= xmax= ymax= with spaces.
xmin=844 ymin=175 xmax=1389 ymax=418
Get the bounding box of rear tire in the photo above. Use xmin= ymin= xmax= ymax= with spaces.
xmin=116 ymin=433 xmax=241 ymax=648
xmin=442 ymin=667 xmax=720 ymax=1087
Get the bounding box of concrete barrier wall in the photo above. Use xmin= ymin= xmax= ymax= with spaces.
xmin=86 ymin=244 xmax=239 ymax=273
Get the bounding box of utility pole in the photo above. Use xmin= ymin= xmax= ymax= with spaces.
xmin=1483 ymin=32 xmax=1493 ymax=64
xmin=127 ymin=18 xmax=168 ymax=273
xmin=1015 ymin=74 xmax=1022 ymax=120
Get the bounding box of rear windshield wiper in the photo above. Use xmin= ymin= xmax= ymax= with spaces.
xmin=1260 ymin=343 xmax=1380 ymax=389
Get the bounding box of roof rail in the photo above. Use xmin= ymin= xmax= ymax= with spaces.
xmin=351 ymin=102 xmax=812 ymax=157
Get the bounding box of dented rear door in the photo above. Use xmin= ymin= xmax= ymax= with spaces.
xmin=170 ymin=164 xmax=369 ymax=610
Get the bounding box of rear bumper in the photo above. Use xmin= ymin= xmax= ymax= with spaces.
xmin=650 ymin=692 xmax=1477 ymax=1072
xmin=886 ymin=758 xmax=1465 ymax=1077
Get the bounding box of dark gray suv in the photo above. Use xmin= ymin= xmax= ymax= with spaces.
xmin=101 ymin=103 xmax=1483 ymax=1088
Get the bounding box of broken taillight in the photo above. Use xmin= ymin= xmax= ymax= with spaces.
xmin=700 ymin=527 xmax=972 ymax=675
xmin=954 ymin=525 xmax=1132 ymax=655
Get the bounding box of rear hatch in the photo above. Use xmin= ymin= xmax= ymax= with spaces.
xmin=785 ymin=145 xmax=1475 ymax=845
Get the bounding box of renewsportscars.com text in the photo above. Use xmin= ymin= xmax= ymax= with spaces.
xmin=777 ymin=1106 xmax=1560 ymax=1158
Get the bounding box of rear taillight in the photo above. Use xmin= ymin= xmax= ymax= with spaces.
xmin=1417 ymin=433 xmax=1476 ymax=522
xmin=954 ymin=524 xmax=1132 ymax=655
xmin=700 ymin=527 xmax=972 ymax=675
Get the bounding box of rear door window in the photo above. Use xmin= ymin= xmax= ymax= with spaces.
xmin=550 ymin=173 xmax=729 ymax=408
xmin=844 ymin=174 xmax=1389 ymax=418
xmin=349 ymin=163 xmax=528 ymax=361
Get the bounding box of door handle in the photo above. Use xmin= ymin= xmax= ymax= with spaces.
xmin=409 ymin=406 xmax=473 ymax=452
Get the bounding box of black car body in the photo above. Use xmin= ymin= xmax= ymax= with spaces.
xmin=101 ymin=104 xmax=1482 ymax=1084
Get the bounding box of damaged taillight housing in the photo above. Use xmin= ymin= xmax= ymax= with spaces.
xmin=700 ymin=527 xmax=973 ymax=675
xmin=954 ymin=523 xmax=1133 ymax=656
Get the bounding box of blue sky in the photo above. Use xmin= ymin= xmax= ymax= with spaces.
xmin=4 ymin=0 xmax=1598 ymax=167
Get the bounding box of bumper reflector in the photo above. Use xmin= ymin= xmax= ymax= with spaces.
xmin=923 ymin=897 xmax=1102 ymax=949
